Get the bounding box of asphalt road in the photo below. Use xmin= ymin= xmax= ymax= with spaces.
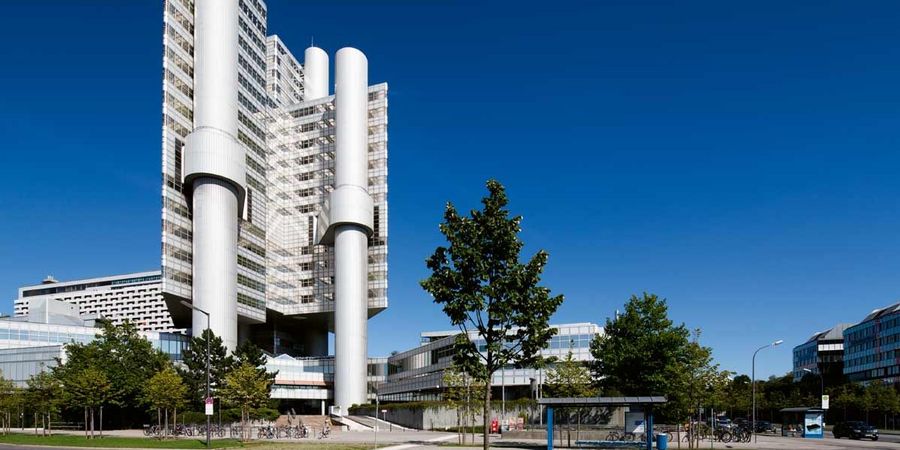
xmin=827 ymin=430 xmax=900 ymax=444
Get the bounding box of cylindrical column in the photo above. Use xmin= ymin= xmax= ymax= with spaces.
xmin=192 ymin=178 xmax=239 ymax=351
xmin=304 ymin=46 xmax=329 ymax=101
xmin=334 ymin=48 xmax=368 ymax=189
xmin=193 ymin=0 xmax=238 ymax=134
xmin=184 ymin=0 xmax=244 ymax=352
xmin=333 ymin=225 xmax=369 ymax=410
xmin=333 ymin=47 xmax=370 ymax=412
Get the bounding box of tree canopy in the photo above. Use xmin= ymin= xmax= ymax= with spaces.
xmin=219 ymin=363 xmax=270 ymax=441
xmin=421 ymin=179 xmax=564 ymax=450
xmin=54 ymin=320 xmax=168 ymax=428
xmin=544 ymin=348 xmax=596 ymax=399
xmin=178 ymin=329 xmax=234 ymax=408
xmin=590 ymin=293 xmax=690 ymax=397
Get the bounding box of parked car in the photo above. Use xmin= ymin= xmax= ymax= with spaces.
xmin=833 ymin=421 xmax=878 ymax=440
xmin=708 ymin=417 xmax=732 ymax=429
xmin=754 ymin=420 xmax=776 ymax=433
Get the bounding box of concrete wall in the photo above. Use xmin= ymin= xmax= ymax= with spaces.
xmin=355 ymin=404 xmax=624 ymax=431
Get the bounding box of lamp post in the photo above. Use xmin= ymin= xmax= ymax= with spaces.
xmin=802 ymin=368 xmax=824 ymax=407
xmin=752 ymin=339 xmax=783 ymax=443
xmin=181 ymin=301 xmax=211 ymax=448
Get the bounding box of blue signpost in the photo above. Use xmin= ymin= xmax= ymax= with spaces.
xmin=547 ymin=407 xmax=554 ymax=450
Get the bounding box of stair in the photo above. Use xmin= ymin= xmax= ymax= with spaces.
xmin=273 ymin=415 xmax=339 ymax=434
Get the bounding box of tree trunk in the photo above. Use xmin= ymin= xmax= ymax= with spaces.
xmin=47 ymin=411 xmax=52 ymax=437
xmin=483 ymin=378 xmax=492 ymax=450
xmin=90 ymin=408 xmax=95 ymax=439
xmin=157 ymin=408 xmax=161 ymax=440
xmin=100 ymin=406 xmax=103 ymax=439
xmin=241 ymin=408 xmax=246 ymax=441
xmin=84 ymin=408 xmax=88 ymax=438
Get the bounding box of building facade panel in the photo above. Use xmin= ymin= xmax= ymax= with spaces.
xmin=844 ymin=304 xmax=900 ymax=384
xmin=14 ymin=272 xmax=176 ymax=333
xmin=380 ymin=323 xmax=602 ymax=402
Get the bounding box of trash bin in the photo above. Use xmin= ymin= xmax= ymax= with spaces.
xmin=656 ymin=434 xmax=668 ymax=450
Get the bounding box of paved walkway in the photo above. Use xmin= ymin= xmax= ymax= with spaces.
xmin=9 ymin=428 xmax=900 ymax=449
xmin=489 ymin=434 xmax=900 ymax=450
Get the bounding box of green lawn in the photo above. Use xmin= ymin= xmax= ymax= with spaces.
xmin=0 ymin=433 xmax=383 ymax=449
xmin=0 ymin=433 xmax=243 ymax=448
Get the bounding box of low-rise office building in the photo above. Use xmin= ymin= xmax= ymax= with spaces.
xmin=792 ymin=323 xmax=850 ymax=382
xmin=379 ymin=323 xmax=602 ymax=402
xmin=0 ymin=298 xmax=189 ymax=386
xmin=843 ymin=302 xmax=900 ymax=384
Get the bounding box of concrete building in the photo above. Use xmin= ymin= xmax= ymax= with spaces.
xmin=159 ymin=0 xmax=388 ymax=412
xmin=792 ymin=323 xmax=850 ymax=383
xmin=13 ymin=272 xmax=175 ymax=332
xmin=379 ymin=323 xmax=602 ymax=402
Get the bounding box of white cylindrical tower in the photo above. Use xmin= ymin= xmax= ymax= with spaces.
xmin=304 ymin=46 xmax=329 ymax=101
xmin=182 ymin=0 xmax=245 ymax=351
xmin=332 ymin=47 xmax=371 ymax=412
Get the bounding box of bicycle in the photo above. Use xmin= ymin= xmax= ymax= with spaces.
xmin=257 ymin=425 xmax=275 ymax=439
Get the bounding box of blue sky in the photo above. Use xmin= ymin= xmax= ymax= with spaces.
xmin=1 ymin=0 xmax=899 ymax=379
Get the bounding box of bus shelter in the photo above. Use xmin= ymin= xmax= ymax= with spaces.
xmin=779 ymin=407 xmax=824 ymax=439
xmin=539 ymin=396 xmax=667 ymax=450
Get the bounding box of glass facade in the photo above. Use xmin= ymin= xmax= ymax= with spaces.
xmin=844 ymin=306 xmax=900 ymax=383
xmin=380 ymin=323 xmax=602 ymax=402
xmin=0 ymin=320 xmax=189 ymax=387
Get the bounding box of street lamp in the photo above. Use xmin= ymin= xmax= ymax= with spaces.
xmin=752 ymin=339 xmax=783 ymax=443
xmin=181 ymin=301 xmax=211 ymax=448
xmin=802 ymin=368 xmax=825 ymax=407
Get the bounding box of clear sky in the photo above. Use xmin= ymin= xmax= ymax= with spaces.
xmin=1 ymin=0 xmax=899 ymax=379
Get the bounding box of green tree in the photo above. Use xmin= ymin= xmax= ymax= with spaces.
xmin=62 ymin=367 xmax=112 ymax=438
xmin=421 ymin=180 xmax=564 ymax=450
xmin=544 ymin=348 xmax=596 ymax=398
xmin=142 ymin=367 xmax=187 ymax=439
xmin=232 ymin=340 xmax=277 ymax=388
xmin=865 ymin=381 xmax=898 ymax=428
xmin=831 ymin=383 xmax=862 ymax=421
xmin=0 ymin=372 xmax=18 ymax=435
xmin=660 ymin=330 xmax=723 ymax=449
xmin=725 ymin=374 xmax=752 ymax=419
xmin=26 ymin=371 xmax=62 ymax=436
xmin=219 ymin=363 xmax=270 ymax=441
xmin=544 ymin=347 xmax=596 ymax=445
xmin=56 ymin=321 xmax=168 ymax=428
xmin=590 ymin=294 xmax=690 ymax=398
xmin=179 ymin=329 xmax=234 ymax=409
xmin=442 ymin=362 xmax=484 ymax=445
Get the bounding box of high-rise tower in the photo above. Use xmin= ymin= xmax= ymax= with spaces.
xmin=160 ymin=0 xmax=388 ymax=409
xmin=161 ymin=0 xmax=270 ymax=351
xmin=181 ymin=0 xmax=245 ymax=351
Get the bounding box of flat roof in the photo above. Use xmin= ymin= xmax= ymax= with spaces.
xmin=539 ymin=396 xmax=666 ymax=407
xmin=780 ymin=407 xmax=825 ymax=413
